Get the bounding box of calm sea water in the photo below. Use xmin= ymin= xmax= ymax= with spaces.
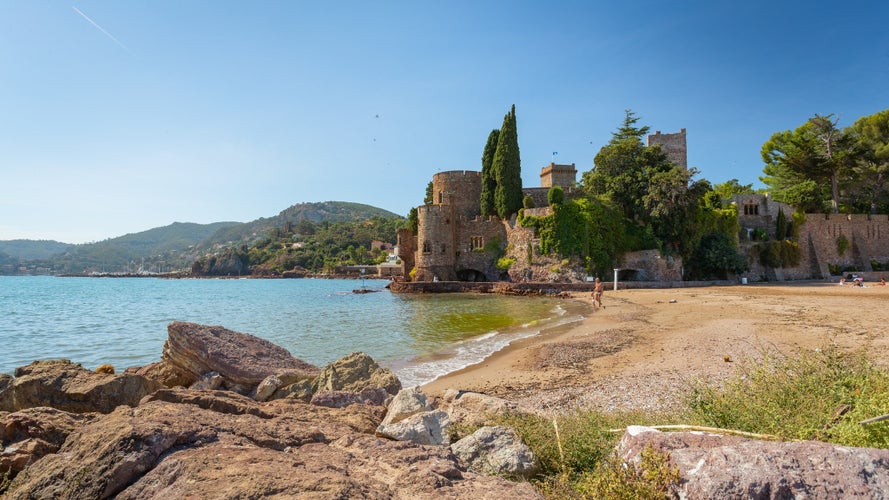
xmin=0 ymin=276 xmax=584 ymax=386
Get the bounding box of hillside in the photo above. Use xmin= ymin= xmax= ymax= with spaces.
xmin=49 ymin=221 xmax=241 ymax=274
xmin=196 ymin=201 xmax=402 ymax=251
xmin=2 ymin=202 xmax=402 ymax=275
xmin=0 ymin=240 xmax=73 ymax=260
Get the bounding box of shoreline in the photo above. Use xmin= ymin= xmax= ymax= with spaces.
xmin=422 ymin=283 xmax=889 ymax=414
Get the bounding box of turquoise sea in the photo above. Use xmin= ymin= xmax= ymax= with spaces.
xmin=0 ymin=276 xmax=584 ymax=387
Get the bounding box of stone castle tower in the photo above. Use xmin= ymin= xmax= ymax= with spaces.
xmin=647 ymin=128 xmax=687 ymax=168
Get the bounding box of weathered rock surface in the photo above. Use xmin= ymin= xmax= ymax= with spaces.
xmin=439 ymin=389 xmax=520 ymax=427
xmin=0 ymin=373 xmax=12 ymax=412
xmin=8 ymin=359 xmax=161 ymax=413
xmin=4 ymin=390 xmax=538 ymax=499
xmin=376 ymin=408 xmax=451 ymax=446
xmin=188 ymin=370 xmax=223 ymax=391
xmin=310 ymin=387 xmax=389 ymax=408
xmin=1 ymin=407 xmax=99 ymax=480
xmin=159 ymin=321 xmax=320 ymax=391
xmin=619 ymin=426 xmax=889 ymax=498
xmin=451 ymin=425 xmax=538 ymax=478
xmin=315 ymin=351 xmax=402 ymax=395
xmin=271 ymin=378 xmax=315 ymax=401
xmin=382 ymin=386 xmax=434 ymax=425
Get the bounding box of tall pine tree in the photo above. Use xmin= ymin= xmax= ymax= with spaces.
xmin=480 ymin=129 xmax=500 ymax=216
xmin=492 ymin=104 xmax=523 ymax=219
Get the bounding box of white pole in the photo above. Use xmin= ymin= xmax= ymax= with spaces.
xmin=613 ymin=268 xmax=619 ymax=291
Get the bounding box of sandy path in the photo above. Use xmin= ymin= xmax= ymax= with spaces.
xmin=421 ymin=283 xmax=889 ymax=414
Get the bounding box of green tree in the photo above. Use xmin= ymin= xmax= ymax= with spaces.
xmin=643 ymin=167 xmax=710 ymax=255
xmin=424 ymin=181 xmax=434 ymax=205
xmin=480 ymin=128 xmax=500 ymax=216
xmin=688 ymin=231 xmax=749 ymax=280
xmin=775 ymin=207 xmax=788 ymax=240
xmin=492 ymin=105 xmax=523 ymax=219
xmin=406 ymin=207 xmax=419 ymax=233
xmin=761 ymin=114 xmax=855 ymax=213
xmin=583 ymin=110 xmax=674 ymax=222
xmin=848 ymin=109 xmax=889 ymax=213
xmin=712 ymin=179 xmax=755 ymax=202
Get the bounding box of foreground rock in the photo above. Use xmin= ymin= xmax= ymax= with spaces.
xmin=5 ymin=360 xmax=161 ymax=413
xmin=1 ymin=408 xmax=99 ymax=479
xmin=144 ymin=322 xmax=320 ymax=393
xmin=4 ymin=389 xmax=540 ymax=499
xmin=451 ymin=426 xmax=539 ymax=478
xmin=619 ymin=426 xmax=889 ymax=498
xmin=0 ymin=373 xmax=12 ymax=412
xmin=439 ymin=389 xmax=520 ymax=427
xmin=315 ymin=351 xmax=402 ymax=395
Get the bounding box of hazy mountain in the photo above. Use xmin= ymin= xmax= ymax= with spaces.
xmin=0 ymin=240 xmax=73 ymax=260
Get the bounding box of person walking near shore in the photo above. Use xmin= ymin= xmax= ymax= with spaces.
xmin=592 ymin=277 xmax=604 ymax=309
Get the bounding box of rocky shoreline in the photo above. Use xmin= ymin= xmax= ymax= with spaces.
xmin=4 ymin=306 xmax=889 ymax=497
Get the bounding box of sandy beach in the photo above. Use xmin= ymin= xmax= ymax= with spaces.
xmin=422 ymin=282 xmax=889 ymax=414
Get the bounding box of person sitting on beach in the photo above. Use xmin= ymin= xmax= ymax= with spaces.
xmin=880 ymin=278 xmax=886 ymax=286
xmin=839 ymin=278 xmax=846 ymax=286
xmin=592 ymin=277 xmax=604 ymax=309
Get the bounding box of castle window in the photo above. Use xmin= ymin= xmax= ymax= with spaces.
xmin=438 ymin=191 xmax=443 ymax=204
xmin=422 ymin=242 xmax=431 ymax=254
xmin=470 ymin=236 xmax=483 ymax=250
xmin=440 ymin=243 xmax=446 ymax=253
xmin=743 ymin=202 xmax=759 ymax=216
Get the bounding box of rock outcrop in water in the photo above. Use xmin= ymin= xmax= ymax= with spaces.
xmin=0 ymin=322 xmax=541 ymax=499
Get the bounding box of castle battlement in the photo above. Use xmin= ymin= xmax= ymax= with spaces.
xmin=821 ymin=213 xmax=889 ymax=223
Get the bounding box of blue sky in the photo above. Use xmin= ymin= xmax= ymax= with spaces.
xmin=2 ymin=1 xmax=887 ymax=244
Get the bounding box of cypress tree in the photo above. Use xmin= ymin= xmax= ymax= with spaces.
xmin=480 ymin=129 xmax=500 ymax=216
xmin=493 ymin=104 xmax=523 ymax=219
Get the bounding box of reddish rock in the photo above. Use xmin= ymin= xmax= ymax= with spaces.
xmin=160 ymin=322 xmax=320 ymax=391
xmin=9 ymin=359 xmax=161 ymax=414
xmin=619 ymin=426 xmax=889 ymax=498
xmin=1 ymin=407 xmax=99 ymax=481
xmin=310 ymin=387 xmax=389 ymax=408
xmin=4 ymin=390 xmax=539 ymax=499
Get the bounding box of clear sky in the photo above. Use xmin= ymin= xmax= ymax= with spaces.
xmin=2 ymin=1 xmax=887 ymax=244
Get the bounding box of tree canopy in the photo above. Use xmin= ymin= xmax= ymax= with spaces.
xmin=480 ymin=128 xmax=500 ymax=216
xmin=491 ymin=105 xmax=523 ymax=219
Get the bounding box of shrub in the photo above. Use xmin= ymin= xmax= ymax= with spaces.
xmin=496 ymin=257 xmax=515 ymax=271
xmin=685 ymin=347 xmax=889 ymax=447
xmin=547 ymin=186 xmax=564 ymax=206
xmin=523 ymin=195 xmax=536 ymax=209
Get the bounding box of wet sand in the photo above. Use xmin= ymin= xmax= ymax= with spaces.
xmin=421 ymin=283 xmax=889 ymax=414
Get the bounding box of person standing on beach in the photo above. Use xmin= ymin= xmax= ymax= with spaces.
xmin=592 ymin=277 xmax=604 ymax=309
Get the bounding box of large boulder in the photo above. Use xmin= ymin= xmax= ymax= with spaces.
xmin=451 ymin=426 xmax=538 ymax=478
xmin=376 ymin=408 xmax=451 ymax=446
xmin=158 ymin=322 xmax=320 ymax=392
xmin=8 ymin=360 xmax=161 ymax=413
xmin=1 ymin=407 xmax=99 ymax=481
xmin=3 ymin=390 xmax=539 ymax=499
xmin=618 ymin=426 xmax=889 ymax=498
xmin=381 ymin=386 xmax=433 ymax=425
xmin=315 ymin=352 xmax=402 ymax=395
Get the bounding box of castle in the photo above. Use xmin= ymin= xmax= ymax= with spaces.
xmin=398 ymin=127 xmax=889 ymax=283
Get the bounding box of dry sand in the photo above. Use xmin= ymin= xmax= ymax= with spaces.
xmin=421 ymin=282 xmax=889 ymax=415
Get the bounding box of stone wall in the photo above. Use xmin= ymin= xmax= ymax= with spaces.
xmin=396 ymin=228 xmax=416 ymax=277
xmin=647 ymin=129 xmax=687 ymax=168
xmin=453 ymin=216 xmax=508 ymax=281
xmin=620 ymin=250 xmax=683 ymax=281
xmin=415 ymin=204 xmax=457 ymax=281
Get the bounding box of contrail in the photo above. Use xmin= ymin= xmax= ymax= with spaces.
xmin=72 ymin=6 xmax=128 ymax=51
